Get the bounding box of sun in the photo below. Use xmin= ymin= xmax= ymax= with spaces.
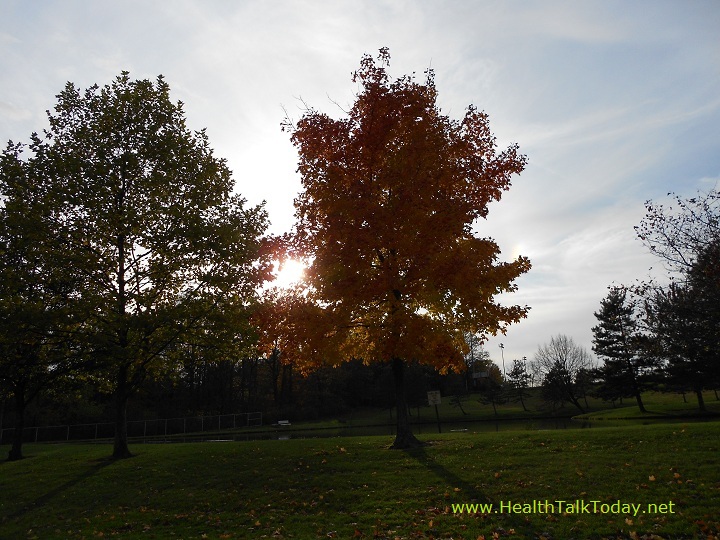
xmin=272 ymin=258 xmax=307 ymax=289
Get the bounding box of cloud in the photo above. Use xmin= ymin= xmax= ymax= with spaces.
xmin=0 ymin=101 xmax=32 ymax=122
xmin=1 ymin=0 xmax=718 ymax=368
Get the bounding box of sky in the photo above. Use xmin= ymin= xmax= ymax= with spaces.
xmin=2 ymin=0 xmax=719 ymax=370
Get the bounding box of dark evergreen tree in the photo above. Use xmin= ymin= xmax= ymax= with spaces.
xmin=646 ymin=241 xmax=720 ymax=411
xmin=506 ymin=358 xmax=531 ymax=411
xmin=591 ymin=287 xmax=651 ymax=412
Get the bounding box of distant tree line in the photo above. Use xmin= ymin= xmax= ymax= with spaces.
xmin=2 ymin=356 xmax=463 ymax=433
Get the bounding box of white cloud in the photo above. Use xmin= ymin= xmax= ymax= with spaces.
xmin=1 ymin=0 xmax=718 ymax=367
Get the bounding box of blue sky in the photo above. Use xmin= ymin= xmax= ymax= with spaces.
xmin=2 ymin=0 xmax=719 ymax=367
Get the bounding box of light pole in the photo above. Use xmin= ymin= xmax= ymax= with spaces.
xmin=499 ymin=343 xmax=506 ymax=378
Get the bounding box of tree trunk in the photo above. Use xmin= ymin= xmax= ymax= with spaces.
xmin=390 ymin=358 xmax=423 ymax=449
xmin=7 ymin=384 xmax=26 ymax=461
xmin=519 ymin=392 xmax=528 ymax=412
xmin=569 ymin=396 xmax=585 ymax=414
xmin=634 ymin=392 xmax=647 ymax=413
xmin=457 ymin=397 xmax=467 ymax=415
xmin=280 ymin=363 xmax=293 ymax=405
xmin=695 ymin=388 xmax=706 ymax=412
xmin=112 ymin=365 xmax=133 ymax=459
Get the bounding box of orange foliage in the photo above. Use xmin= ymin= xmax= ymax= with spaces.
xmin=279 ymin=48 xmax=530 ymax=374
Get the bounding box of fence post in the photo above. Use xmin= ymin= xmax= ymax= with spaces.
xmin=67 ymin=425 xmax=70 ymax=441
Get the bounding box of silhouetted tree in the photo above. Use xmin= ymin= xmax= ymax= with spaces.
xmin=477 ymin=363 xmax=506 ymax=416
xmin=506 ymin=358 xmax=531 ymax=411
xmin=535 ymin=335 xmax=593 ymax=413
xmin=645 ymin=241 xmax=720 ymax=411
xmin=592 ymin=287 xmax=652 ymax=412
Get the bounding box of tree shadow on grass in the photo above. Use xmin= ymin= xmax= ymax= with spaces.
xmin=405 ymin=444 xmax=492 ymax=505
xmin=5 ymin=456 xmax=117 ymax=520
xmin=404 ymin=444 xmax=539 ymax=537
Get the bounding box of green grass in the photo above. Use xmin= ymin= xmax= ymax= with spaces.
xmin=2 ymin=422 xmax=719 ymax=539
xmin=575 ymin=391 xmax=720 ymax=421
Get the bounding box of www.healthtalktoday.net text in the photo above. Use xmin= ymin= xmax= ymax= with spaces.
xmin=452 ymin=499 xmax=676 ymax=517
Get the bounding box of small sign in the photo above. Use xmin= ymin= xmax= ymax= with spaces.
xmin=427 ymin=391 xmax=441 ymax=406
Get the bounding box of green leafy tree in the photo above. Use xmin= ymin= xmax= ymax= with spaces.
xmin=18 ymin=73 xmax=269 ymax=458
xmin=283 ymin=49 xmax=530 ymax=448
xmin=0 ymin=145 xmax=91 ymax=460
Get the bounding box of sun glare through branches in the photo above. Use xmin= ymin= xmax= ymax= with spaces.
xmin=272 ymin=258 xmax=306 ymax=289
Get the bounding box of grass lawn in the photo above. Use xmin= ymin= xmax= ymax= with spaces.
xmin=575 ymin=391 xmax=720 ymax=421
xmin=1 ymin=421 xmax=719 ymax=539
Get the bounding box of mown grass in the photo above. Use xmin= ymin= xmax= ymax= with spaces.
xmin=1 ymin=421 xmax=719 ymax=539
xmin=576 ymin=392 xmax=720 ymax=421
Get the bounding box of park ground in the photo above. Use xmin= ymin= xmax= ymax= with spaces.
xmin=1 ymin=393 xmax=719 ymax=539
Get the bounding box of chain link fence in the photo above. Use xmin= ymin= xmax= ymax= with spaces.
xmin=0 ymin=412 xmax=262 ymax=444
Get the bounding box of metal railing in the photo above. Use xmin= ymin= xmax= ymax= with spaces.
xmin=0 ymin=412 xmax=263 ymax=444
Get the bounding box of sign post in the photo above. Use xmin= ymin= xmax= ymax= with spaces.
xmin=427 ymin=391 xmax=442 ymax=433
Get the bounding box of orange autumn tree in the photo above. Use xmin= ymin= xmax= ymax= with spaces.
xmin=285 ymin=49 xmax=531 ymax=448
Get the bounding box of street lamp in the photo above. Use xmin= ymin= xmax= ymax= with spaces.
xmin=499 ymin=343 xmax=505 ymax=378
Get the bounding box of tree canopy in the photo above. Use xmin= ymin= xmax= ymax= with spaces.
xmin=284 ymin=49 xmax=531 ymax=447
xmin=4 ymin=72 xmax=270 ymax=458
